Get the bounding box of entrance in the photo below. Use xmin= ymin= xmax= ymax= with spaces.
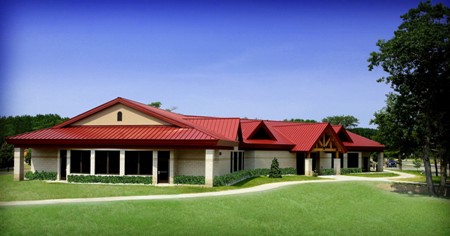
xmin=60 ymin=150 xmax=67 ymax=180
xmin=157 ymin=151 xmax=170 ymax=184
xmin=296 ymin=153 xmax=305 ymax=175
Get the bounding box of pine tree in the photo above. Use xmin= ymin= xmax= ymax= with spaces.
xmin=269 ymin=158 xmax=282 ymax=178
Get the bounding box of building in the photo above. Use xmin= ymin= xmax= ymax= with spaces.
xmin=7 ymin=97 xmax=384 ymax=186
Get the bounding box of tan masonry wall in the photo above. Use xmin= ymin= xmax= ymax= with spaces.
xmin=174 ymin=150 xmax=205 ymax=176
xmin=246 ymin=150 xmax=296 ymax=169
xmin=30 ymin=148 xmax=58 ymax=172
xmin=72 ymin=104 xmax=170 ymax=126
xmin=214 ymin=150 xmax=232 ymax=176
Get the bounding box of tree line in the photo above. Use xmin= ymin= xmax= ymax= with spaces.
xmin=0 ymin=114 xmax=69 ymax=168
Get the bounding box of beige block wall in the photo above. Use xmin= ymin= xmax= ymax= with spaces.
xmin=174 ymin=150 xmax=205 ymax=176
xmin=248 ymin=150 xmax=296 ymax=169
xmin=214 ymin=150 xmax=232 ymax=176
xmin=30 ymin=148 xmax=58 ymax=172
xmin=72 ymin=104 xmax=170 ymax=126
xmin=319 ymin=152 xmax=332 ymax=169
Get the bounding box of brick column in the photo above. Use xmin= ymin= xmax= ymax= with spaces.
xmin=90 ymin=150 xmax=95 ymax=175
xmin=119 ymin=150 xmax=125 ymax=176
xmin=169 ymin=150 xmax=174 ymax=184
xmin=304 ymin=152 xmax=313 ymax=176
xmin=377 ymin=152 xmax=384 ymax=172
xmin=358 ymin=152 xmax=362 ymax=169
xmin=334 ymin=159 xmax=341 ymax=175
xmin=57 ymin=150 xmax=61 ymax=181
xmin=343 ymin=153 xmax=348 ymax=168
xmin=205 ymin=149 xmax=214 ymax=187
xmin=66 ymin=150 xmax=71 ymax=176
xmin=14 ymin=148 xmax=24 ymax=181
xmin=152 ymin=151 xmax=158 ymax=185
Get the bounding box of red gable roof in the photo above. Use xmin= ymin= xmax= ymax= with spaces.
xmin=7 ymin=97 xmax=384 ymax=152
xmin=343 ymin=131 xmax=384 ymax=151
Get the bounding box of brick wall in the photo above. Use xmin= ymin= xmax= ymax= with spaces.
xmin=30 ymin=148 xmax=58 ymax=172
xmin=174 ymin=150 xmax=205 ymax=176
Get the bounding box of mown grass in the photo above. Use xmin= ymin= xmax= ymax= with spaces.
xmin=395 ymin=170 xmax=447 ymax=183
xmin=343 ymin=172 xmax=400 ymax=178
xmin=0 ymin=174 xmax=320 ymax=201
xmin=1 ymin=181 xmax=449 ymax=236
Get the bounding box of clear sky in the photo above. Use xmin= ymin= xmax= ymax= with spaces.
xmin=1 ymin=0 xmax=442 ymax=127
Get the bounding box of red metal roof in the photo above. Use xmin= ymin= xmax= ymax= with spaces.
xmin=7 ymin=97 xmax=384 ymax=152
xmin=343 ymin=131 xmax=384 ymax=151
xmin=185 ymin=118 xmax=240 ymax=141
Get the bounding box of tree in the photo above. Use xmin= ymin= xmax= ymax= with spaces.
xmin=348 ymin=127 xmax=379 ymax=140
xmin=371 ymin=93 xmax=419 ymax=171
xmin=268 ymin=158 xmax=282 ymax=178
xmin=1 ymin=114 xmax=69 ymax=168
xmin=322 ymin=115 xmax=359 ymax=129
xmin=148 ymin=101 xmax=177 ymax=112
xmin=283 ymin=118 xmax=317 ymax=123
xmin=368 ymin=1 xmax=450 ymax=196
xmin=148 ymin=102 xmax=162 ymax=109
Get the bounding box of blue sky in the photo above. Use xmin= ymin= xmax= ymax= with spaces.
xmin=1 ymin=0 xmax=441 ymax=127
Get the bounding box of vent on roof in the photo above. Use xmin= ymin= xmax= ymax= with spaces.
xmin=249 ymin=124 xmax=276 ymax=140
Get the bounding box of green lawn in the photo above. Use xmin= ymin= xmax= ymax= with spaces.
xmin=343 ymin=172 xmax=400 ymax=178
xmin=1 ymin=181 xmax=449 ymax=235
xmin=0 ymin=174 xmax=320 ymax=201
xmin=395 ymin=170 xmax=447 ymax=183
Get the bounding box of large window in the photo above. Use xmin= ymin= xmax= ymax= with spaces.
xmin=230 ymin=151 xmax=244 ymax=173
xmin=70 ymin=150 xmax=90 ymax=174
xmin=95 ymin=151 xmax=120 ymax=174
xmin=125 ymin=151 xmax=152 ymax=175
xmin=348 ymin=153 xmax=359 ymax=168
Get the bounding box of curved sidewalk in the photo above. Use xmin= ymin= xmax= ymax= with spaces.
xmin=0 ymin=170 xmax=416 ymax=207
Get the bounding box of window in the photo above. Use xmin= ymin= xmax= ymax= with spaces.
xmin=230 ymin=151 xmax=244 ymax=173
xmin=348 ymin=153 xmax=359 ymax=168
xmin=117 ymin=111 xmax=122 ymax=121
xmin=70 ymin=150 xmax=90 ymax=174
xmin=95 ymin=151 xmax=120 ymax=174
xmin=125 ymin=151 xmax=152 ymax=175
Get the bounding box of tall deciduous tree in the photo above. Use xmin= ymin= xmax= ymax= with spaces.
xmin=322 ymin=115 xmax=359 ymax=129
xmin=368 ymin=1 xmax=449 ymax=196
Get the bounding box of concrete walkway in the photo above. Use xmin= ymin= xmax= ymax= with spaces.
xmin=0 ymin=170 xmax=416 ymax=207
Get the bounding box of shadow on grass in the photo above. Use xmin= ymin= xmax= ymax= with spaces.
xmin=378 ymin=182 xmax=450 ymax=199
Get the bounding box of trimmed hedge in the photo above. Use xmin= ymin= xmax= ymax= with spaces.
xmin=25 ymin=171 xmax=57 ymax=180
xmin=213 ymin=168 xmax=295 ymax=186
xmin=341 ymin=168 xmax=362 ymax=174
xmin=320 ymin=168 xmax=335 ymax=175
xmin=68 ymin=175 xmax=152 ymax=184
xmin=281 ymin=168 xmax=296 ymax=175
xmin=174 ymin=175 xmax=205 ymax=185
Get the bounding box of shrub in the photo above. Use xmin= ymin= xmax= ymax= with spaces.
xmin=413 ymin=158 xmax=422 ymax=171
xmin=341 ymin=168 xmax=362 ymax=174
xmin=213 ymin=168 xmax=296 ymax=186
xmin=320 ymin=168 xmax=335 ymax=175
xmin=280 ymin=168 xmax=296 ymax=175
xmin=174 ymin=175 xmax=205 ymax=185
xmin=68 ymin=175 xmax=152 ymax=184
xmin=25 ymin=171 xmax=57 ymax=180
xmin=269 ymin=158 xmax=282 ymax=178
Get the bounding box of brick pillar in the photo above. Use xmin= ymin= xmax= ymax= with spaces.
xmin=205 ymin=149 xmax=214 ymax=187
xmin=304 ymin=153 xmax=312 ymax=176
xmin=358 ymin=152 xmax=362 ymax=169
xmin=14 ymin=148 xmax=24 ymax=181
xmin=343 ymin=153 xmax=348 ymax=168
xmin=152 ymin=151 xmax=158 ymax=185
xmin=119 ymin=150 xmax=125 ymax=176
xmin=66 ymin=150 xmax=71 ymax=176
xmin=377 ymin=152 xmax=384 ymax=172
xmin=169 ymin=150 xmax=174 ymax=184
xmin=90 ymin=150 xmax=95 ymax=175
xmin=334 ymin=151 xmax=341 ymax=175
